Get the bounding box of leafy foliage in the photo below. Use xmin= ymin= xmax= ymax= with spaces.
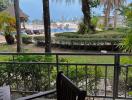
xmin=55 ymin=31 xmax=125 ymax=38
xmin=58 ymin=57 xmax=103 ymax=93
xmin=78 ymin=16 xmax=99 ymax=34
xmin=89 ymin=0 xmax=100 ymax=7
xmin=55 ymin=37 xmax=122 ymax=46
xmin=22 ymin=36 xmax=33 ymax=44
xmin=119 ymin=3 xmax=132 ymax=27
xmin=78 ymin=22 xmax=91 ymax=34
xmin=120 ymin=30 xmax=132 ymax=53
xmin=119 ymin=3 xmax=132 ymax=53
xmin=0 ymin=12 xmax=16 ymax=44
xmin=0 ymin=55 xmax=103 ymax=94
xmin=0 ymin=55 xmax=54 ymax=91
xmin=34 ymin=36 xmax=45 ymax=42
xmin=91 ymin=16 xmax=99 ymax=27
xmin=0 ymin=0 xmax=9 ymax=11
xmin=0 ymin=12 xmax=16 ymax=35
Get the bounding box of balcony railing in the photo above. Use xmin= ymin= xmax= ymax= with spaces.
xmin=0 ymin=53 xmax=132 ymax=100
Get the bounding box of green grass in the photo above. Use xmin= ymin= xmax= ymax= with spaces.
xmin=0 ymin=44 xmax=16 ymax=52
xmin=128 ymin=91 xmax=132 ymax=96
xmin=0 ymin=56 xmax=11 ymax=61
xmin=60 ymin=55 xmax=114 ymax=64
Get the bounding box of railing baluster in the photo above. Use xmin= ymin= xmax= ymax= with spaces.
xmin=75 ymin=65 xmax=78 ymax=86
xmin=94 ymin=65 xmax=97 ymax=96
xmin=15 ymin=63 xmax=19 ymax=90
xmin=56 ymin=54 xmax=59 ymax=74
xmin=125 ymin=65 xmax=128 ymax=98
xmin=23 ymin=63 xmax=26 ymax=94
xmin=105 ymin=65 xmax=108 ymax=97
xmin=0 ymin=53 xmax=132 ymax=99
xmin=48 ymin=64 xmax=51 ymax=89
xmin=85 ymin=65 xmax=88 ymax=94
xmin=113 ymin=54 xmax=120 ymax=99
xmin=32 ymin=63 xmax=35 ymax=91
xmin=66 ymin=64 xmax=69 ymax=77
xmin=7 ymin=63 xmax=10 ymax=85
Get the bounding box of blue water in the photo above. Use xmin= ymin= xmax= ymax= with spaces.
xmin=51 ymin=28 xmax=76 ymax=33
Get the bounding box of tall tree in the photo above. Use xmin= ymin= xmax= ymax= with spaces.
xmin=82 ymin=0 xmax=91 ymax=31
xmin=100 ymin=0 xmax=114 ymax=30
xmin=100 ymin=0 xmax=125 ymax=30
xmin=80 ymin=0 xmax=99 ymax=32
xmin=14 ymin=0 xmax=21 ymax=52
xmin=60 ymin=0 xmax=99 ymax=32
xmin=113 ymin=0 xmax=125 ymax=29
xmin=42 ymin=0 xmax=51 ymax=53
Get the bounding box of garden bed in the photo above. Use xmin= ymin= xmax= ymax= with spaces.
xmin=53 ymin=30 xmax=125 ymax=51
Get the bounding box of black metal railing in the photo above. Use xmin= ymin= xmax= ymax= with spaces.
xmin=0 ymin=53 xmax=132 ymax=100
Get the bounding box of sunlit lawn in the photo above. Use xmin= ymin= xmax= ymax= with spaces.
xmin=0 ymin=43 xmax=131 ymax=64
xmin=0 ymin=43 xmax=131 ymax=78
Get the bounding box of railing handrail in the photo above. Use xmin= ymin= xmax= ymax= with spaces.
xmin=0 ymin=52 xmax=132 ymax=99
xmin=0 ymin=52 xmax=132 ymax=56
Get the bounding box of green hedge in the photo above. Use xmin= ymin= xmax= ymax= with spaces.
xmin=33 ymin=36 xmax=45 ymax=42
xmin=21 ymin=35 xmax=45 ymax=44
xmin=55 ymin=31 xmax=126 ymax=39
xmin=54 ymin=37 xmax=122 ymax=45
xmin=22 ymin=36 xmax=32 ymax=44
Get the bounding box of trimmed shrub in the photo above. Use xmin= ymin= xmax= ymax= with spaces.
xmin=54 ymin=37 xmax=122 ymax=46
xmin=78 ymin=22 xmax=92 ymax=34
xmin=55 ymin=32 xmax=126 ymax=38
xmin=55 ymin=31 xmax=125 ymax=39
xmin=22 ymin=36 xmax=32 ymax=44
xmin=33 ymin=36 xmax=45 ymax=42
xmin=33 ymin=36 xmax=45 ymax=46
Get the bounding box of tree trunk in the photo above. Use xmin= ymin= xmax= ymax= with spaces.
xmin=104 ymin=2 xmax=111 ymax=30
xmin=82 ymin=0 xmax=92 ymax=31
xmin=42 ymin=0 xmax=51 ymax=53
xmin=14 ymin=0 xmax=21 ymax=52
xmin=114 ymin=8 xmax=118 ymax=29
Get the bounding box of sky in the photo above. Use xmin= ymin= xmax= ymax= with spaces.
xmin=19 ymin=0 xmax=132 ymax=21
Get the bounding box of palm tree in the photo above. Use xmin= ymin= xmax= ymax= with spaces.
xmin=100 ymin=0 xmax=114 ymax=30
xmin=119 ymin=3 xmax=132 ymax=53
xmin=14 ymin=0 xmax=21 ymax=52
xmin=42 ymin=0 xmax=51 ymax=53
xmin=100 ymin=0 xmax=125 ymax=30
xmin=82 ymin=0 xmax=91 ymax=31
xmin=62 ymin=0 xmax=99 ymax=32
xmin=79 ymin=0 xmax=100 ymax=32
xmin=113 ymin=0 xmax=125 ymax=29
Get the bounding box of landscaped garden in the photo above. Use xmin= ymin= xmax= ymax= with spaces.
xmin=0 ymin=0 xmax=132 ymax=99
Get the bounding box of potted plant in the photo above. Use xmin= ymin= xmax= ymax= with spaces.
xmin=0 ymin=12 xmax=16 ymax=44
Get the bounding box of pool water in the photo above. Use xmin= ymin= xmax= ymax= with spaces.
xmin=51 ymin=28 xmax=77 ymax=33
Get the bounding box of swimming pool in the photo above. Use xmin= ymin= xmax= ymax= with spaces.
xmin=51 ymin=28 xmax=77 ymax=33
